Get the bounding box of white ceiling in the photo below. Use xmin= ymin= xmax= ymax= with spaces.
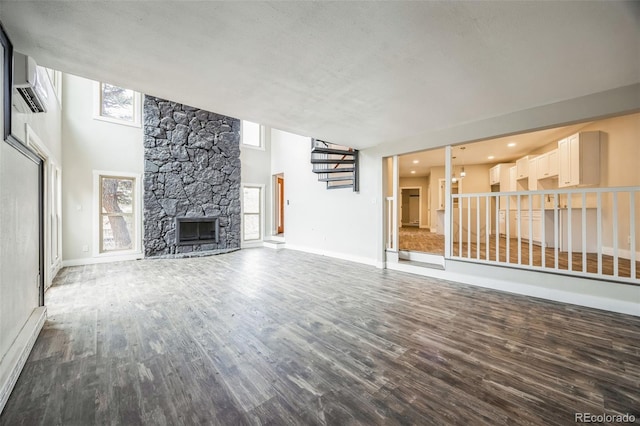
xmin=0 ymin=2 xmax=638 ymax=149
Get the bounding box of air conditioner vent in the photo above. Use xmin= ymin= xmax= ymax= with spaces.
xmin=12 ymin=52 xmax=49 ymax=114
xmin=16 ymin=86 xmax=46 ymax=113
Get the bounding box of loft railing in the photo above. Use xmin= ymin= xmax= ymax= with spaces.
xmin=450 ymin=186 xmax=639 ymax=284
xmin=386 ymin=196 xmax=395 ymax=250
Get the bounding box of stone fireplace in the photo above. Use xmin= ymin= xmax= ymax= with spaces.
xmin=143 ymin=96 xmax=241 ymax=257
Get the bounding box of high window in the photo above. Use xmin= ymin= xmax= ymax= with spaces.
xmin=242 ymin=185 xmax=263 ymax=241
xmin=241 ymin=120 xmax=263 ymax=149
xmin=94 ymin=82 xmax=141 ymax=127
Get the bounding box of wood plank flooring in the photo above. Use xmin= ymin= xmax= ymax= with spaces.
xmin=1 ymin=248 xmax=639 ymax=425
xmin=399 ymin=227 xmax=640 ymax=280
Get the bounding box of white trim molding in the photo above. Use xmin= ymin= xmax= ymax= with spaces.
xmin=241 ymin=183 xmax=266 ymax=244
xmin=92 ymin=170 xmax=143 ymax=259
xmin=92 ymin=81 xmax=142 ymax=128
xmin=62 ymin=252 xmax=144 ymax=267
xmin=0 ymin=307 xmax=46 ymax=414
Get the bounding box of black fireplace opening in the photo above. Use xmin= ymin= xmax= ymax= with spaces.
xmin=176 ymin=217 xmax=220 ymax=245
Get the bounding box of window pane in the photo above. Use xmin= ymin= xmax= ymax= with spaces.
xmin=243 ymin=187 xmax=260 ymax=214
xmin=243 ymin=214 xmax=260 ymax=241
xmin=101 ymin=83 xmax=134 ymax=121
xmin=102 ymin=214 xmax=133 ymax=251
xmin=101 ymin=177 xmax=134 ymax=214
xmin=241 ymin=120 xmax=260 ymax=146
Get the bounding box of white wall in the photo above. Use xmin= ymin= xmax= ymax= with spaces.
xmin=270 ymin=129 xmax=382 ymax=266
xmin=1 ymin=65 xmax=60 ymax=413
xmin=61 ymin=74 xmax=143 ymax=264
xmin=240 ymin=127 xmax=272 ymax=243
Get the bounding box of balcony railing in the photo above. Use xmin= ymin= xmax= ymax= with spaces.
xmin=451 ymin=187 xmax=639 ymax=284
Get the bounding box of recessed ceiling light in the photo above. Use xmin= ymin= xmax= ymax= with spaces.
xmin=507 ymin=142 xmax=516 ymax=147
xmin=410 ymin=170 xmax=416 ymax=174
xmin=412 ymin=160 xmax=419 ymax=164
xmin=488 ymin=155 xmax=495 ymax=160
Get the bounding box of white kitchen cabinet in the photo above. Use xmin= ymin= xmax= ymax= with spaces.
xmin=499 ymin=209 xmax=517 ymax=237
xmin=558 ymin=132 xmax=601 ymax=188
xmin=509 ymin=166 xmax=516 ymax=192
xmin=515 ymin=156 xmax=532 ymax=180
xmin=489 ymin=163 xmax=514 ymax=187
xmin=537 ymin=149 xmax=558 ymax=180
xmin=528 ymin=157 xmax=538 ymax=191
xmin=517 ymin=210 xmax=544 ymax=246
xmin=531 ymin=211 xmax=542 ymax=244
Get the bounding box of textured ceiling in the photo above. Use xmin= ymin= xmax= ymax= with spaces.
xmin=0 ymin=1 xmax=638 ymax=149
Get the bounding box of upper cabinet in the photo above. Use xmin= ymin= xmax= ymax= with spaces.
xmin=509 ymin=166 xmax=517 ymax=192
xmin=537 ymin=149 xmax=559 ymax=180
xmin=528 ymin=157 xmax=538 ymax=190
xmin=558 ymin=131 xmax=601 ymax=188
xmin=515 ymin=156 xmax=532 ymax=180
xmin=489 ymin=163 xmax=515 ymax=189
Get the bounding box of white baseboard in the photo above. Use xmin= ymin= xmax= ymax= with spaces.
xmin=0 ymin=306 xmax=47 ymax=414
xmin=284 ymin=243 xmax=382 ymax=268
xmin=602 ymin=246 xmax=640 ymax=261
xmin=62 ymin=252 xmax=143 ymax=267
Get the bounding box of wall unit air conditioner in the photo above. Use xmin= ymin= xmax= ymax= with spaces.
xmin=13 ymin=52 xmax=48 ymax=113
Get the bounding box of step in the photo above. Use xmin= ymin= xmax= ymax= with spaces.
xmin=327 ymin=183 xmax=355 ymax=190
xmin=311 ymin=147 xmax=356 ymax=156
xmin=263 ymin=240 xmax=286 ymax=250
xmin=318 ymin=176 xmax=354 ymax=182
xmin=310 ymin=159 xmax=355 ymax=165
xmin=312 ymin=167 xmax=355 ymax=174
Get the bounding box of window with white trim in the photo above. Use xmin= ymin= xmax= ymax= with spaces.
xmin=241 ymin=120 xmax=263 ymax=149
xmin=99 ymin=175 xmax=137 ymax=252
xmin=242 ymin=185 xmax=262 ymax=241
xmin=94 ymin=82 xmax=141 ymax=127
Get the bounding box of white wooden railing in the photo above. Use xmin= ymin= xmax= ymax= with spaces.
xmin=386 ymin=196 xmax=395 ymax=250
xmin=451 ymin=187 xmax=639 ymax=284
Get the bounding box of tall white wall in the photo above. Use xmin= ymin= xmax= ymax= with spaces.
xmin=240 ymin=128 xmax=272 ymax=242
xmin=61 ymin=74 xmax=143 ymax=264
xmin=270 ymin=129 xmax=383 ymax=266
xmin=1 ymin=66 xmax=60 ymax=413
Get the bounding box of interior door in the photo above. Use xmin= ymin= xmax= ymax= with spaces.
xmin=277 ymin=176 xmax=284 ymax=234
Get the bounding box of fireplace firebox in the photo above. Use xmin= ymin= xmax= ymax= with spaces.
xmin=176 ymin=217 xmax=220 ymax=245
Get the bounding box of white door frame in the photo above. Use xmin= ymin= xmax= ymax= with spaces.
xmin=25 ymin=124 xmax=62 ymax=290
xmin=399 ymin=186 xmax=422 ymax=228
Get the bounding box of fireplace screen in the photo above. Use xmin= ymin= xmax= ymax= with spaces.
xmin=176 ymin=217 xmax=219 ymax=245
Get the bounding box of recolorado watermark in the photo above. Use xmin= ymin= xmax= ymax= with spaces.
xmin=575 ymin=412 xmax=636 ymax=423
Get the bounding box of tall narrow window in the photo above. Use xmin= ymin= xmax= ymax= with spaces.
xmin=94 ymin=82 xmax=141 ymax=127
xmin=241 ymin=120 xmax=262 ymax=148
xmin=242 ymin=185 xmax=262 ymax=241
xmin=99 ymin=175 xmax=136 ymax=252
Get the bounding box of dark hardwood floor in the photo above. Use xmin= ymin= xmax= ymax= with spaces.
xmin=1 ymin=248 xmax=639 ymax=425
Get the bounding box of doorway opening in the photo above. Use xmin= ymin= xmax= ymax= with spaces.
xmin=274 ymin=173 xmax=285 ymax=238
